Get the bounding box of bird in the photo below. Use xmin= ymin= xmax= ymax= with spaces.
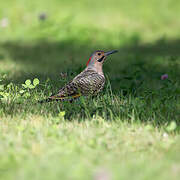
xmin=39 ymin=50 xmax=118 ymax=103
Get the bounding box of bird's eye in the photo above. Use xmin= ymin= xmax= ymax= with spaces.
xmin=97 ymin=53 xmax=101 ymax=56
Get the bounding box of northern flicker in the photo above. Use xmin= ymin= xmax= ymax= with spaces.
xmin=40 ymin=50 xmax=118 ymax=102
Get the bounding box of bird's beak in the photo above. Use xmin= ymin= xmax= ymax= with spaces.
xmin=104 ymin=50 xmax=118 ymax=56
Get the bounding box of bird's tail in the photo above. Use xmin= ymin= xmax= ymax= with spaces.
xmin=38 ymin=96 xmax=76 ymax=103
xmin=38 ymin=98 xmax=55 ymax=103
xmin=38 ymin=93 xmax=81 ymax=103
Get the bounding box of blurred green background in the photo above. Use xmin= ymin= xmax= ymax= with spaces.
xmin=0 ymin=0 xmax=180 ymax=88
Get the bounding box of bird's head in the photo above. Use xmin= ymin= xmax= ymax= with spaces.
xmin=86 ymin=50 xmax=118 ymax=68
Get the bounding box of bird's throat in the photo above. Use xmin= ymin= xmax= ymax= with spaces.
xmin=97 ymin=56 xmax=105 ymax=62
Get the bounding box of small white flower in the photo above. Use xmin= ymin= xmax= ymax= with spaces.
xmin=1 ymin=18 xmax=9 ymax=28
xmin=163 ymin=133 xmax=168 ymax=138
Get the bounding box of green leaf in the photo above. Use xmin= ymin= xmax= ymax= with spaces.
xmin=0 ymin=85 xmax=4 ymax=91
xmin=33 ymin=78 xmax=40 ymax=86
xmin=29 ymin=84 xmax=35 ymax=89
xmin=25 ymin=79 xmax=31 ymax=86
xmin=0 ymin=92 xmax=4 ymax=96
xmin=24 ymin=92 xmax=30 ymax=98
xmin=22 ymin=84 xmax=27 ymax=88
xmin=59 ymin=111 xmax=66 ymax=117
xmin=7 ymin=83 xmax=13 ymax=88
xmin=2 ymin=74 xmax=7 ymax=79
xmin=0 ymin=92 xmax=9 ymax=97
xmin=166 ymin=121 xmax=177 ymax=132
xmin=19 ymin=90 xmax=25 ymax=94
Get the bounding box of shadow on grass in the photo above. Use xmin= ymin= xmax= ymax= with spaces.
xmin=0 ymin=37 xmax=179 ymax=89
xmin=0 ymin=37 xmax=179 ymax=125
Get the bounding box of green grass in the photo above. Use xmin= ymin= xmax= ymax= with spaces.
xmin=0 ymin=0 xmax=180 ymax=179
xmin=0 ymin=118 xmax=179 ymax=180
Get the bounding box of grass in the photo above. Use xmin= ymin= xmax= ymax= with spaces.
xmin=0 ymin=0 xmax=180 ymax=179
xmin=0 ymin=118 xmax=179 ymax=180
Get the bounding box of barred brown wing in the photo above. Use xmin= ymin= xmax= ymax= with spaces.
xmin=50 ymin=69 xmax=105 ymax=100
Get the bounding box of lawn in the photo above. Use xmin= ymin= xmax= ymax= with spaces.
xmin=0 ymin=0 xmax=180 ymax=179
